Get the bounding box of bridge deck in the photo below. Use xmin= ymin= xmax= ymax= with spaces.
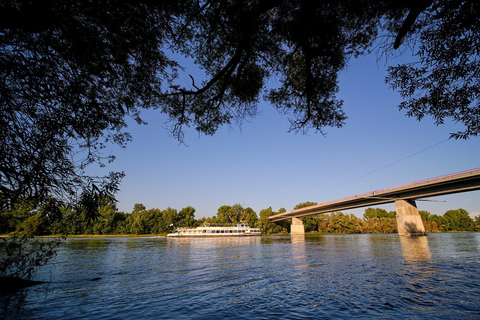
xmin=269 ymin=168 xmax=480 ymax=222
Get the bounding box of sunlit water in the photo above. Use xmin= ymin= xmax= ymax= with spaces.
xmin=2 ymin=233 xmax=480 ymax=319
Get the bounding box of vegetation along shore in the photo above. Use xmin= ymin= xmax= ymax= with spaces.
xmin=1 ymin=201 xmax=479 ymax=237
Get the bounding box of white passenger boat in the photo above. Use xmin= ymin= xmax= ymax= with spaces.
xmin=167 ymin=222 xmax=261 ymax=237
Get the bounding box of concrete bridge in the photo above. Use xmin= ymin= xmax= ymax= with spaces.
xmin=269 ymin=168 xmax=480 ymax=236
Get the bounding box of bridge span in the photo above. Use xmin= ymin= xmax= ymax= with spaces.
xmin=269 ymin=168 xmax=480 ymax=236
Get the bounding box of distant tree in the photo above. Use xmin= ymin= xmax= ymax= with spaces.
xmin=364 ymin=208 xmax=378 ymax=219
xmin=377 ymin=217 xmax=397 ymax=234
xmin=279 ymin=208 xmax=291 ymax=233
xmin=301 ymin=216 xmax=319 ymax=233
xmin=428 ymin=214 xmax=449 ymax=232
xmin=17 ymin=214 xmax=49 ymax=236
xmin=92 ymin=205 xmax=125 ymax=235
xmin=240 ymin=207 xmax=258 ymax=227
xmin=331 ymin=212 xmax=366 ymax=233
xmin=444 ymin=209 xmax=475 ymax=231
xmin=317 ymin=211 xmax=397 ymax=234
xmin=216 ymin=205 xmax=232 ymax=223
xmin=474 ymin=216 xmax=480 ymax=232
xmin=324 ymin=212 xmax=350 ymax=234
xmin=258 ymin=207 xmax=284 ymax=234
xmin=228 ymin=204 xmax=245 ymax=223
xmin=133 ymin=204 xmax=147 ymax=215
xmin=177 ymin=206 xmax=196 ymax=227
xmin=419 ymin=210 xmax=431 ymax=221
xmin=423 ymin=219 xmax=441 ymax=233
xmin=159 ymin=207 xmax=178 ymax=232
xmin=363 ymin=208 xmax=396 ymax=219
xmin=125 ymin=206 xmax=163 ymax=235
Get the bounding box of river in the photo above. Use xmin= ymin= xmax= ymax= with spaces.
xmin=2 ymin=233 xmax=480 ymax=319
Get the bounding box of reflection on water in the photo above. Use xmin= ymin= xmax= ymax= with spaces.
xmin=1 ymin=233 xmax=480 ymax=319
xmin=291 ymin=235 xmax=308 ymax=269
xmin=398 ymin=235 xmax=437 ymax=307
xmin=399 ymin=236 xmax=432 ymax=263
xmin=290 ymin=234 xmax=305 ymax=245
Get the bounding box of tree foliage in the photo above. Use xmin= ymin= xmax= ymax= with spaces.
xmin=386 ymin=0 xmax=480 ymax=139
xmin=444 ymin=208 xmax=475 ymax=231
xmin=0 ymin=0 xmax=178 ymax=215
xmin=257 ymin=207 xmax=288 ymax=234
xmin=363 ymin=208 xmax=396 ymax=219
xmin=1 ymin=202 xmax=479 ymax=236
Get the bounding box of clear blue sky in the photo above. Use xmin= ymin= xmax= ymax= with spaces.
xmin=95 ymin=51 xmax=480 ymax=219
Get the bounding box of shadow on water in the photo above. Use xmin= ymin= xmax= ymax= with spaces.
xmin=1 ymin=288 xmax=29 ymax=320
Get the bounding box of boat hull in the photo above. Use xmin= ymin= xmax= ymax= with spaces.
xmin=167 ymin=233 xmax=261 ymax=237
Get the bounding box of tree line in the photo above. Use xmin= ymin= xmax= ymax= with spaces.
xmin=1 ymin=200 xmax=478 ymax=236
xmin=299 ymin=203 xmax=480 ymax=234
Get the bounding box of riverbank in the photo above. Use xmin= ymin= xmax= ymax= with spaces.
xmin=0 ymin=233 xmax=168 ymax=238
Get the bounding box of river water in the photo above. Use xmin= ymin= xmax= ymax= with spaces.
xmin=2 ymin=233 xmax=480 ymax=319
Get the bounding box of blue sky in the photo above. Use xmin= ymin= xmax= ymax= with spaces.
xmin=98 ymin=51 xmax=480 ymax=219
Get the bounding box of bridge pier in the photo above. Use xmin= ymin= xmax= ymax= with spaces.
xmin=395 ymin=200 xmax=426 ymax=236
xmin=291 ymin=217 xmax=305 ymax=235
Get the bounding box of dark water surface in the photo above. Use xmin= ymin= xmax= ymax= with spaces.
xmin=2 ymin=233 xmax=480 ymax=319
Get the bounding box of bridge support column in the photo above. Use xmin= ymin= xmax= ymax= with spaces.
xmin=291 ymin=217 xmax=305 ymax=235
xmin=395 ymin=200 xmax=426 ymax=236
